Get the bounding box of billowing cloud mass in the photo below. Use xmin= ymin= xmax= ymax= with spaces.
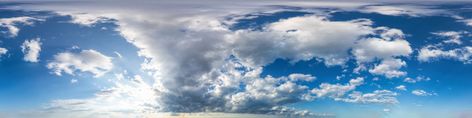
xmin=21 ymin=38 xmax=42 ymax=62
xmin=0 ymin=16 xmax=43 ymax=37
xmin=5 ymin=0 xmax=445 ymax=116
xmin=47 ymin=49 xmax=113 ymax=77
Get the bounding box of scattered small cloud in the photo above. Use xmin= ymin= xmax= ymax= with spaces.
xmin=21 ymin=38 xmax=42 ymax=62
xmin=47 ymin=49 xmax=113 ymax=77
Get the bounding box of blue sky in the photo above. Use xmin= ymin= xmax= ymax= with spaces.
xmin=1 ymin=1 xmax=472 ymax=118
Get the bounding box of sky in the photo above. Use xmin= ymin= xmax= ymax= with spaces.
xmin=0 ymin=0 xmax=472 ymax=118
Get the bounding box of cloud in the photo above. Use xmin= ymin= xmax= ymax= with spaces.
xmin=395 ymin=85 xmax=407 ymax=91
xmin=47 ymin=49 xmax=113 ymax=77
xmin=0 ymin=47 xmax=7 ymax=58
xmin=39 ymin=75 xmax=159 ymax=118
xmin=459 ymin=19 xmax=472 ymax=27
xmin=432 ymin=31 xmax=466 ymax=45
xmin=359 ymin=5 xmax=446 ymax=17
xmin=411 ymin=89 xmax=433 ymax=96
xmin=231 ymin=16 xmax=374 ymax=66
xmin=352 ymin=28 xmax=412 ymax=63
xmin=403 ymin=76 xmax=430 ymax=83
xmin=0 ymin=16 xmax=43 ymax=37
xmin=369 ymin=58 xmax=407 ymax=78
xmin=334 ymin=90 xmax=398 ymax=104
xmin=418 ymin=45 xmax=472 ymax=63
xmin=7 ymin=0 xmax=429 ymax=115
xmin=310 ymin=77 xmax=364 ymax=98
xmin=21 ymin=38 xmax=42 ymax=62
xmin=59 ymin=13 xmax=110 ymax=27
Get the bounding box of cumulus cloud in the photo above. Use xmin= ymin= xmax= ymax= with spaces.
xmin=21 ymin=38 xmax=42 ymax=62
xmin=418 ymin=45 xmax=472 ymax=63
xmin=0 ymin=16 xmax=43 ymax=37
xmin=395 ymin=85 xmax=407 ymax=91
xmin=352 ymin=33 xmax=412 ymax=63
xmin=369 ymin=59 xmax=407 ymax=78
xmin=9 ymin=0 xmax=424 ymax=115
xmin=231 ymin=16 xmax=374 ymax=67
xmin=411 ymin=89 xmax=433 ymax=96
xmin=310 ymin=77 xmax=364 ymax=98
xmin=47 ymin=49 xmax=113 ymax=77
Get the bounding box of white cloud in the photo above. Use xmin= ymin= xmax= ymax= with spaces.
xmin=369 ymin=59 xmax=407 ymax=78
xmin=0 ymin=47 xmax=7 ymax=58
xmin=360 ymin=5 xmax=446 ymax=17
xmin=404 ymin=76 xmax=430 ymax=83
xmin=411 ymin=89 xmax=433 ymax=96
xmin=47 ymin=49 xmax=113 ymax=77
xmin=418 ymin=45 xmax=472 ymax=63
xmin=0 ymin=16 xmax=43 ymax=37
xmin=41 ymin=75 xmax=159 ymax=118
xmin=9 ymin=1 xmax=427 ymax=115
xmin=352 ymin=37 xmax=412 ymax=63
xmin=21 ymin=38 xmax=42 ymax=62
xmin=310 ymin=77 xmax=364 ymax=98
xmin=231 ymin=16 xmax=374 ymax=67
xmin=70 ymin=79 xmax=78 ymax=84
xmin=432 ymin=31 xmax=465 ymax=45
xmin=334 ymin=90 xmax=398 ymax=104
xmin=395 ymin=85 xmax=407 ymax=91
xmin=61 ymin=13 xmax=110 ymax=26
xmin=459 ymin=19 xmax=472 ymax=27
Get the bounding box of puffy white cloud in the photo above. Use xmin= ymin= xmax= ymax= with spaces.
xmin=0 ymin=16 xmax=43 ymax=37
xmin=47 ymin=49 xmax=113 ymax=77
xmin=0 ymin=47 xmax=7 ymax=58
xmin=231 ymin=16 xmax=374 ymax=67
xmin=352 ymin=37 xmax=412 ymax=63
xmin=351 ymin=27 xmax=411 ymax=78
xmin=334 ymin=90 xmax=398 ymax=104
xmin=12 ymin=0 xmax=420 ymax=115
xmin=418 ymin=46 xmax=472 ymax=63
xmin=369 ymin=59 xmax=407 ymax=78
xmin=310 ymin=77 xmax=364 ymax=98
xmin=411 ymin=89 xmax=433 ymax=96
xmin=21 ymin=38 xmax=42 ymax=62
xmin=395 ymin=85 xmax=407 ymax=91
